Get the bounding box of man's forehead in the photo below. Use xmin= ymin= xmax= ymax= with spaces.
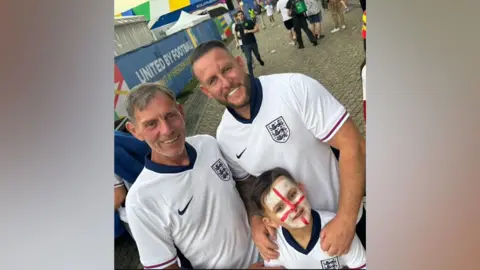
xmin=135 ymin=94 xmax=177 ymax=122
xmin=201 ymin=48 xmax=233 ymax=64
xmin=194 ymin=49 xmax=234 ymax=75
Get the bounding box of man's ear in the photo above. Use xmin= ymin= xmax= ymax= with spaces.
xmin=199 ymin=85 xmax=213 ymax=99
xmin=262 ymin=216 xmax=279 ymax=229
xmin=177 ymin=103 xmax=185 ymax=118
xmin=236 ymin=55 xmax=245 ymax=68
xmin=126 ymin=121 xmax=145 ymax=141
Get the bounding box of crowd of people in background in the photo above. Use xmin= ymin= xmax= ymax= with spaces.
xmin=234 ymin=0 xmax=361 ymax=57
xmin=115 ymin=0 xmax=367 ymax=269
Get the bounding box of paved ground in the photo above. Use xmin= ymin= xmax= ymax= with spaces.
xmin=115 ymin=4 xmax=365 ymax=269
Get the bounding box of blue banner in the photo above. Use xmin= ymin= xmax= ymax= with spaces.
xmin=190 ymin=20 xmax=222 ymax=45
xmin=115 ymin=31 xmax=195 ymax=96
xmin=121 ymin=10 xmax=134 ymax=17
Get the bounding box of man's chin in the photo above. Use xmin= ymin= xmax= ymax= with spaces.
xmin=153 ymin=143 xmax=186 ymax=158
xmin=225 ymin=98 xmax=250 ymax=110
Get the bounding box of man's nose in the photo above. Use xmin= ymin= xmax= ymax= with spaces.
xmin=158 ymin=120 xmax=174 ymax=136
xmin=218 ymin=75 xmax=232 ymax=89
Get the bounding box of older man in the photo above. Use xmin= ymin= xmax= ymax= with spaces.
xmin=123 ymin=83 xmax=259 ymax=269
xmin=190 ymin=40 xmax=366 ymax=261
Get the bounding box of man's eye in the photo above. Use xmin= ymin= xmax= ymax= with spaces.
xmin=290 ymin=191 xmax=297 ymax=199
xmin=209 ymin=78 xmax=217 ymax=85
xmin=276 ymin=205 xmax=284 ymax=213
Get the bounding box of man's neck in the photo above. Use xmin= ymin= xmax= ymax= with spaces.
xmin=151 ymin=148 xmax=190 ymax=167
xmin=287 ymin=222 xmax=314 ymax=249
xmin=234 ymin=106 xmax=251 ymax=120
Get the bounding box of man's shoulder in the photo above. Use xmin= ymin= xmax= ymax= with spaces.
xmin=125 ymin=169 xmax=160 ymax=208
xmin=187 ymin=134 xmax=224 ymax=157
xmin=259 ymin=73 xmax=309 ymax=94
xmin=260 ymin=72 xmax=310 ymax=83
xmin=261 ymin=72 xmax=322 ymax=94
xmin=186 ymin=134 xmax=217 ymax=147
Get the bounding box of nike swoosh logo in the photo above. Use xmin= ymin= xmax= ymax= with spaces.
xmin=178 ymin=196 xmax=193 ymax=216
xmin=236 ymin=148 xmax=247 ymax=159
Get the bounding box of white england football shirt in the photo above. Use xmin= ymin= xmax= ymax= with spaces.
xmin=125 ymin=135 xmax=258 ymax=269
xmin=216 ymin=73 xmax=363 ymax=221
xmin=264 ymin=210 xmax=367 ymax=269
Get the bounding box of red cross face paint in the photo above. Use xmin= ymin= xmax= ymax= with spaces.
xmin=264 ymin=176 xmax=312 ymax=229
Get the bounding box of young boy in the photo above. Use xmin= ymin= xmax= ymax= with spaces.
xmin=265 ymin=2 xmax=276 ymax=25
xmin=251 ymin=167 xmax=366 ymax=269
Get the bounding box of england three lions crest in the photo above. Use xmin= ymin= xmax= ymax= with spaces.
xmin=211 ymin=159 xmax=231 ymax=181
xmin=266 ymin=116 xmax=290 ymax=143
xmin=320 ymin=257 xmax=341 ymax=269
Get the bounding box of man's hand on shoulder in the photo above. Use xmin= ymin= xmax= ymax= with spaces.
xmin=319 ymin=214 xmax=356 ymax=257
xmin=251 ymin=215 xmax=280 ymax=260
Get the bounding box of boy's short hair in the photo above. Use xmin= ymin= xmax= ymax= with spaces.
xmin=250 ymin=167 xmax=296 ymax=215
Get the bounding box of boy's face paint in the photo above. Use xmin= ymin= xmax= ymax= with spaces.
xmin=264 ymin=176 xmax=311 ymax=229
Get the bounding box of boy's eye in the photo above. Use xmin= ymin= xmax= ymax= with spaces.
xmin=289 ymin=191 xmax=297 ymax=200
xmin=275 ymin=204 xmax=284 ymax=213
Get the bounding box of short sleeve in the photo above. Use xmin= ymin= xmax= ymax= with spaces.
xmin=287 ymin=73 xmax=349 ymax=142
xmin=126 ymin=203 xmax=178 ymax=269
xmin=114 ymin=174 xmax=124 ymax=188
xmin=339 ymin=234 xmax=367 ymax=269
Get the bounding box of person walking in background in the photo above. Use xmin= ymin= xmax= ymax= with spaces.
xmin=305 ymin=0 xmax=325 ymax=40
xmin=360 ymin=0 xmax=366 ymax=12
xmin=254 ymin=1 xmax=267 ymax=29
xmin=286 ymin=0 xmax=318 ymax=49
xmin=329 ymin=0 xmax=346 ymax=33
xmin=234 ymin=10 xmax=265 ymax=76
xmin=277 ymin=0 xmax=297 ymax=46
xmin=341 ymin=0 xmax=349 ymax=13
xmin=232 ymin=13 xmax=252 ymax=68
xmin=265 ymin=2 xmax=276 ymax=26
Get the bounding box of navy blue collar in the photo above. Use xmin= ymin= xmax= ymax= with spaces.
xmin=144 ymin=143 xmax=197 ymax=174
xmin=226 ymin=76 xmax=263 ymax=124
xmin=282 ymin=210 xmax=321 ymax=255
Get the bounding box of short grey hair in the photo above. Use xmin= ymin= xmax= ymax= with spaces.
xmin=125 ymin=82 xmax=176 ymax=123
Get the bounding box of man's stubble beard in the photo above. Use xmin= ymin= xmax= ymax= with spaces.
xmin=220 ymin=73 xmax=252 ymax=110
